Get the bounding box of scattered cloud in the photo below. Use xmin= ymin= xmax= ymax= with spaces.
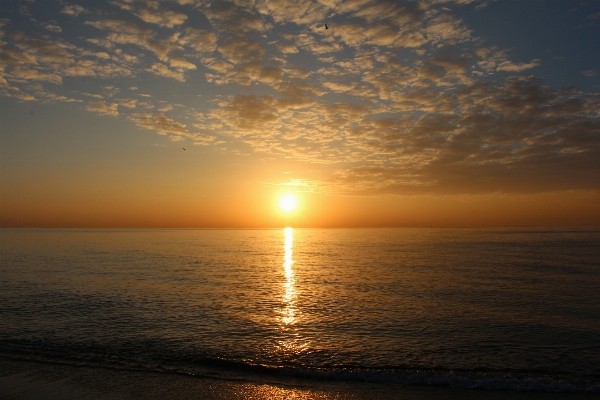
xmin=322 ymin=81 xmax=357 ymax=92
xmin=119 ymin=98 xmax=137 ymax=108
xmin=86 ymin=101 xmax=119 ymax=116
xmin=201 ymin=1 xmax=267 ymax=34
xmin=426 ymin=13 xmax=472 ymax=45
xmin=496 ymin=59 xmax=541 ymax=72
xmin=15 ymin=92 xmax=36 ymax=100
xmin=86 ymin=19 xmax=181 ymax=62
xmin=147 ymin=62 xmax=185 ymax=81
xmin=1 ymin=0 xmax=599 ymax=196
xmin=275 ymin=43 xmax=299 ymax=54
xmin=61 ymin=4 xmax=88 ymax=17
xmin=218 ymin=36 xmax=266 ymax=64
xmin=41 ymin=22 xmax=62 ymax=33
xmin=129 ymin=112 xmax=216 ymax=143
xmin=129 ymin=112 xmax=189 ymax=135
xmin=135 ymin=8 xmax=188 ymax=28
xmin=177 ymin=28 xmax=217 ymax=53
xmin=169 ymin=58 xmax=196 ymax=70
xmin=474 ymin=1 xmax=497 ymax=10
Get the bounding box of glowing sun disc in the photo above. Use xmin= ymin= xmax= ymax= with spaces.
xmin=280 ymin=195 xmax=297 ymax=212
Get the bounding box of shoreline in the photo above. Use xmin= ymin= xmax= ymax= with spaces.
xmin=1 ymin=358 xmax=598 ymax=400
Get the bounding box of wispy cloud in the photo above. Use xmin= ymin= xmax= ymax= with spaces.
xmin=41 ymin=22 xmax=62 ymax=33
xmin=61 ymin=4 xmax=88 ymax=17
xmin=86 ymin=101 xmax=119 ymax=116
xmin=582 ymin=70 xmax=596 ymax=77
xmin=147 ymin=62 xmax=185 ymax=81
xmin=129 ymin=112 xmax=216 ymax=144
xmin=496 ymin=59 xmax=541 ymax=72
xmin=85 ymin=19 xmax=181 ymax=62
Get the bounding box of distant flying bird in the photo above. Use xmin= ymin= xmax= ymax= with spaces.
xmin=325 ymin=24 xmax=329 ymax=29
xmin=183 ymin=148 xmax=186 ymax=150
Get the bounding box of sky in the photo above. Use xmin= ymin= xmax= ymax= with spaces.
xmin=1 ymin=0 xmax=599 ymax=228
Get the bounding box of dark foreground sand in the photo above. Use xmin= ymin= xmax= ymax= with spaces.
xmin=1 ymin=358 xmax=598 ymax=400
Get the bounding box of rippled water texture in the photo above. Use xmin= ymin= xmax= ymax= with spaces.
xmin=1 ymin=228 xmax=599 ymax=392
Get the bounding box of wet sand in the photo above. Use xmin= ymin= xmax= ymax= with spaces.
xmin=1 ymin=358 xmax=598 ymax=400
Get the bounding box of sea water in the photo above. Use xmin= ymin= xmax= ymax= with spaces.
xmin=1 ymin=228 xmax=599 ymax=393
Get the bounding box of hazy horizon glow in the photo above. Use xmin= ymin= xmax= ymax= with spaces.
xmin=1 ymin=0 xmax=599 ymax=227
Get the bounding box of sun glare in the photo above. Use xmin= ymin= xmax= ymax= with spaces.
xmin=280 ymin=195 xmax=297 ymax=212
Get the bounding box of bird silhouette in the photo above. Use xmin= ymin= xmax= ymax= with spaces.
xmin=325 ymin=24 xmax=329 ymax=29
xmin=183 ymin=148 xmax=186 ymax=150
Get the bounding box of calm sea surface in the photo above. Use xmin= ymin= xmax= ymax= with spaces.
xmin=1 ymin=228 xmax=599 ymax=393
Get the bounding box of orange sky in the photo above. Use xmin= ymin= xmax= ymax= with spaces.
xmin=2 ymin=161 xmax=599 ymax=228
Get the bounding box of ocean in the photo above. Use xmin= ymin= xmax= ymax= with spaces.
xmin=1 ymin=228 xmax=599 ymax=398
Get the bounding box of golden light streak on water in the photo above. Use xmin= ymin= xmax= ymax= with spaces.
xmin=282 ymin=227 xmax=296 ymax=326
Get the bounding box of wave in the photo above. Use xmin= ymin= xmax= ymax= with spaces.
xmin=1 ymin=343 xmax=599 ymax=394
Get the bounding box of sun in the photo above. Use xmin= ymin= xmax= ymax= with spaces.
xmin=280 ymin=195 xmax=297 ymax=212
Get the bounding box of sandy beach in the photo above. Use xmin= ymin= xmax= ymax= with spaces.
xmin=1 ymin=357 xmax=598 ymax=400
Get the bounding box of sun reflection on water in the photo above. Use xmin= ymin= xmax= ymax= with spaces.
xmin=276 ymin=227 xmax=308 ymax=357
xmin=282 ymin=227 xmax=296 ymax=325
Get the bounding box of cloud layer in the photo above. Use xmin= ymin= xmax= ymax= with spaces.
xmin=1 ymin=0 xmax=599 ymax=195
